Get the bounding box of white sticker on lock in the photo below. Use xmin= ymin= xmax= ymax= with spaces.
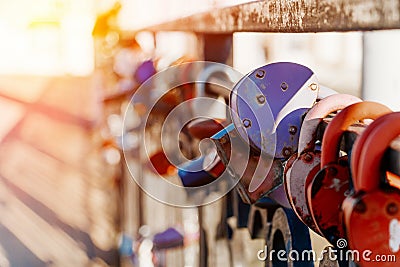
xmin=389 ymin=219 xmax=400 ymax=253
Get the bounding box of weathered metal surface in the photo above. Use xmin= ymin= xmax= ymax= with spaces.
xmin=297 ymin=94 xmax=362 ymax=154
xmin=230 ymin=62 xmax=318 ymax=158
xmin=286 ymin=94 xmax=360 ymax=233
xmin=141 ymin=0 xmax=400 ymax=33
xmin=308 ymin=101 xmax=392 ymax=245
xmin=321 ymin=101 xmax=392 ymax=166
xmin=211 ymin=124 xmax=283 ymax=204
xmin=343 ymin=190 xmax=400 ymax=267
xmin=356 ymin=112 xmax=400 ymax=192
xmin=343 ymin=112 xmax=400 ymax=267
xmin=320 ymin=120 xmax=400 ymax=177
xmin=286 ymin=151 xmax=321 ymax=232
xmin=308 ymin=160 xmax=350 ymax=244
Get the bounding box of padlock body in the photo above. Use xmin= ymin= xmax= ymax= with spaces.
xmin=286 ymin=151 xmax=322 ymax=233
xmin=344 ymin=190 xmax=400 ymax=267
xmin=308 ymin=160 xmax=350 ymax=244
xmin=230 ymin=62 xmax=318 ymax=158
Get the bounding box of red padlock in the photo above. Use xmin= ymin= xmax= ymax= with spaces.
xmin=350 ymin=107 xmax=392 ymax=189
xmin=343 ymin=112 xmax=400 ymax=267
xmin=307 ymin=101 xmax=392 ymax=244
xmin=285 ymin=94 xmax=361 ymax=233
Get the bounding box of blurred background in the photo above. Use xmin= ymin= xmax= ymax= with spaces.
xmin=0 ymin=0 xmax=399 ymax=267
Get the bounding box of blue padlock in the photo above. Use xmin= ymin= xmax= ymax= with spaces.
xmin=178 ymin=156 xmax=215 ymax=187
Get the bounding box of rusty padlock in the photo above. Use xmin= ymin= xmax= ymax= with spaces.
xmin=307 ymin=101 xmax=392 ymax=245
xmin=285 ymin=94 xmax=362 ymax=233
xmin=211 ymin=123 xmax=286 ymax=204
xmin=343 ymin=112 xmax=400 ymax=267
xmin=213 ymin=62 xmax=325 ymax=204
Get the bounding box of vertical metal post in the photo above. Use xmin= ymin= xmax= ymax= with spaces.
xmin=197 ymin=33 xmax=233 ymax=267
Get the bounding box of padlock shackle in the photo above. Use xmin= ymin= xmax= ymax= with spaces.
xmin=298 ymin=94 xmax=361 ymax=155
xmin=321 ymin=101 xmax=392 ymax=167
xmin=195 ymin=64 xmax=239 ymax=98
xmin=356 ymin=112 xmax=400 ymax=192
xmin=187 ymin=118 xmax=226 ymax=140
xmin=350 ymin=109 xmax=392 ymax=181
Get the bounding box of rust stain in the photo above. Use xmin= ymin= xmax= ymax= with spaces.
xmin=145 ymin=0 xmax=400 ymax=33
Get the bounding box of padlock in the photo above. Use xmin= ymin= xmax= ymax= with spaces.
xmin=285 ymin=94 xmax=362 ymax=233
xmin=152 ymin=227 xmax=185 ymax=267
xmin=266 ymin=207 xmax=314 ymax=267
xmin=349 ymin=107 xmax=392 ymax=187
xmin=230 ymin=62 xmax=320 ymax=158
xmin=307 ymin=101 xmax=392 ymax=245
xmin=211 ymin=123 xmax=285 ymax=204
xmin=134 ymin=59 xmax=157 ymax=84
xmin=343 ymin=112 xmax=400 ymax=267
xmin=177 ymin=118 xmax=226 ymax=187
xmin=213 ymin=62 xmax=324 ymax=204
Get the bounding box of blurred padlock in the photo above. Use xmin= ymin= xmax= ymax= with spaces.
xmin=266 ymin=207 xmax=314 ymax=267
xmin=134 ymin=59 xmax=157 ymax=84
xmin=285 ymin=94 xmax=361 ymax=233
xmin=152 ymin=227 xmax=184 ymax=267
xmin=177 ymin=118 xmax=226 ymax=187
xmin=307 ymin=101 xmax=392 ymax=245
xmin=343 ymin=112 xmax=400 ymax=267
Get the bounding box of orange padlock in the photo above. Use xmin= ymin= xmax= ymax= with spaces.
xmin=285 ymin=94 xmax=361 ymax=234
xmin=343 ymin=112 xmax=400 ymax=267
xmin=307 ymin=101 xmax=391 ymax=245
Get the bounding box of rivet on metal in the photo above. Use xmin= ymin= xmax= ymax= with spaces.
xmin=282 ymin=147 xmax=292 ymax=157
xmin=255 ymin=70 xmax=265 ymax=79
xmin=387 ymin=202 xmax=398 ymax=216
xmin=243 ymin=118 xmax=252 ymax=128
xmin=289 ymin=126 xmax=297 ymax=135
xmin=257 ymin=95 xmax=266 ymax=104
xmin=280 ymin=82 xmax=288 ymax=91
xmin=354 ymin=200 xmax=367 ymax=214
xmin=304 ymin=153 xmax=313 ymax=162
xmin=310 ymin=83 xmax=318 ymax=91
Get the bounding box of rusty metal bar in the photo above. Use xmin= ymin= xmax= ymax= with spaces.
xmin=138 ymin=0 xmax=400 ymax=33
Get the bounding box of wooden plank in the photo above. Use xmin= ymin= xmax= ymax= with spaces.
xmin=136 ymin=0 xmax=400 ymax=33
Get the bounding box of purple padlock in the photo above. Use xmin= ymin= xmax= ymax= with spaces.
xmin=230 ymin=62 xmax=319 ymax=159
xmin=212 ymin=62 xmax=321 ymax=204
xmin=134 ymin=59 xmax=156 ymax=84
xmin=152 ymin=227 xmax=184 ymax=250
